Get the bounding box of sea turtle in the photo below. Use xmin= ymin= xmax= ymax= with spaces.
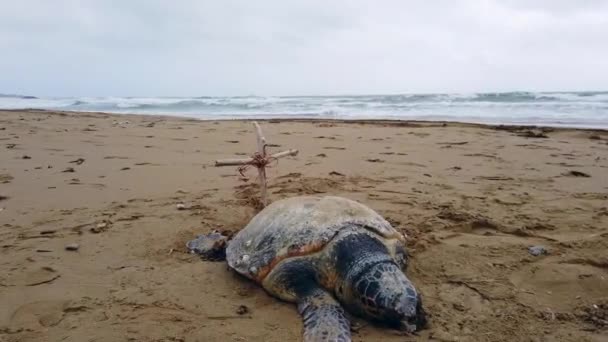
xmin=187 ymin=195 xmax=426 ymax=341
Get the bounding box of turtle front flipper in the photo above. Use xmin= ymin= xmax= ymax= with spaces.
xmin=187 ymin=231 xmax=230 ymax=261
xmin=261 ymin=259 xmax=351 ymax=342
xmin=298 ymin=288 xmax=351 ymax=342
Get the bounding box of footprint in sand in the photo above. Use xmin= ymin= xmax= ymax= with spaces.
xmin=437 ymin=141 xmax=469 ymax=146
xmin=1 ymin=173 xmax=13 ymax=183
xmin=103 ymin=156 xmax=130 ymax=160
xmin=408 ymin=132 xmax=430 ymax=138
xmin=562 ymin=170 xmax=591 ymax=178
xmin=366 ymin=158 xmax=384 ymax=163
xmin=9 ymin=300 xmax=71 ymax=329
xmin=69 ymin=158 xmax=85 ymax=165
xmin=510 ymin=262 xmax=607 ymax=310
xmin=9 ymin=266 xmax=62 ymax=286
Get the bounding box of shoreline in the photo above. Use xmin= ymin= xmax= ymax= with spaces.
xmin=4 ymin=108 xmax=608 ymax=132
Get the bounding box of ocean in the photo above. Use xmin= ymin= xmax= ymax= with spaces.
xmin=2 ymin=91 xmax=608 ymax=128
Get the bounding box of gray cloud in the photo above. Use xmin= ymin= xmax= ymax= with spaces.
xmin=1 ymin=0 xmax=607 ymax=96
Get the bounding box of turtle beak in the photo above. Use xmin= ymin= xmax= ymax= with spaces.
xmin=399 ymin=319 xmax=418 ymax=333
xmin=397 ymin=293 xmax=427 ymax=333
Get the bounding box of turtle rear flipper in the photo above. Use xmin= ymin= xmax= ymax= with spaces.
xmin=298 ymin=288 xmax=351 ymax=342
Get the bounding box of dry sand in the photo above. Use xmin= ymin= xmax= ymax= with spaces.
xmin=1 ymin=109 xmax=607 ymax=342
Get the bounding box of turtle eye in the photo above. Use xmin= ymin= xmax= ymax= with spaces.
xmin=337 ymin=286 xmax=344 ymax=295
xmin=394 ymin=244 xmax=408 ymax=268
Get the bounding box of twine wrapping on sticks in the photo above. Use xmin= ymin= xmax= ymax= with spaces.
xmin=237 ymin=151 xmax=278 ymax=179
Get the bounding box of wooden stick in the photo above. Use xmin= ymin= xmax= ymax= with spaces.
xmin=269 ymin=149 xmax=299 ymax=159
xmin=253 ymin=122 xmax=266 ymax=153
xmin=214 ymin=158 xmax=254 ymax=166
xmin=214 ymin=149 xmax=299 ymax=166
xmin=253 ymin=122 xmax=268 ymax=206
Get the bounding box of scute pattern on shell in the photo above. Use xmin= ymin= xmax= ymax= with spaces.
xmin=226 ymin=196 xmax=403 ymax=282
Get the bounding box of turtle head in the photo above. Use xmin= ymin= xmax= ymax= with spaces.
xmin=333 ymin=232 xmax=427 ymax=332
xmin=348 ymin=261 xmax=427 ymax=333
xmin=186 ymin=230 xmax=230 ymax=261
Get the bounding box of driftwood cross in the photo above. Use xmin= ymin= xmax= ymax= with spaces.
xmin=215 ymin=122 xmax=298 ymax=207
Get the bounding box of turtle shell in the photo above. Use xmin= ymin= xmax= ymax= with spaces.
xmin=226 ymin=196 xmax=404 ymax=283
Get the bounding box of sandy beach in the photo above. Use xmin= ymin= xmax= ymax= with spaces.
xmin=1 ymin=109 xmax=607 ymax=341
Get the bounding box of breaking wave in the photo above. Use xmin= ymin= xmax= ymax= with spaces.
xmin=1 ymin=91 xmax=608 ymax=128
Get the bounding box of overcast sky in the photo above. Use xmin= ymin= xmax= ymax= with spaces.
xmin=1 ymin=1 xmax=607 ymax=97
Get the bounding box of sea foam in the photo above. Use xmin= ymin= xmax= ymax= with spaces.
xmin=1 ymin=91 xmax=607 ymax=128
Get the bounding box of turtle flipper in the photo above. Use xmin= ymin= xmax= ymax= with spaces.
xmin=297 ymin=288 xmax=351 ymax=342
xmin=186 ymin=231 xmax=229 ymax=261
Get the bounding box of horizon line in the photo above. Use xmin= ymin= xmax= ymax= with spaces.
xmin=2 ymin=89 xmax=608 ymax=98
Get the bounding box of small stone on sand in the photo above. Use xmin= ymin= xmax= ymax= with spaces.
xmin=176 ymin=203 xmax=186 ymax=210
xmin=236 ymin=305 xmax=249 ymax=315
xmin=90 ymin=222 xmax=108 ymax=233
xmin=65 ymin=243 xmax=80 ymax=251
xmin=528 ymin=245 xmax=548 ymax=256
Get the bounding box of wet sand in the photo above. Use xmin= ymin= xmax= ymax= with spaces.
xmin=1 ymin=109 xmax=607 ymax=342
